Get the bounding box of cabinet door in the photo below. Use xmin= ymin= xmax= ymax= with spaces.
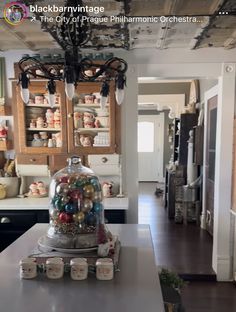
xmin=67 ymin=82 xmax=121 ymax=154
xmin=13 ymin=80 xmax=67 ymax=154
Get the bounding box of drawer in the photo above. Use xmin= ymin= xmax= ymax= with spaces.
xmin=88 ymin=154 xmax=119 ymax=175
xmin=0 ymin=211 xmax=37 ymax=229
xmin=16 ymin=154 xmax=48 ymax=165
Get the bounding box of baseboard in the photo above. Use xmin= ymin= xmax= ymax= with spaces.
xmin=179 ymin=273 xmax=217 ymax=282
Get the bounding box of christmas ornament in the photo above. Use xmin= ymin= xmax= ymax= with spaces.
xmin=56 ymin=183 xmax=69 ymax=195
xmin=65 ymin=202 xmax=77 ymax=214
xmin=54 ymin=198 xmax=64 ymax=211
xmin=73 ymin=211 xmax=85 ymax=223
xmin=94 ymin=202 xmax=102 ymax=213
xmin=81 ymin=198 xmax=93 ymax=213
xmin=83 ymin=184 xmax=94 ymax=198
xmin=59 ymin=212 xmax=73 ymax=223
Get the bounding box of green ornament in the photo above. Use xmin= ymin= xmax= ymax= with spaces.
xmin=54 ymin=198 xmax=64 ymax=212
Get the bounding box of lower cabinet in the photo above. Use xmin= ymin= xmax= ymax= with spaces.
xmin=104 ymin=210 xmax=126 ymax=224
xmin=0 ymin=209 xmax=126 ymax=252
xmin=0 ymin=210 xmax=48 ymax=252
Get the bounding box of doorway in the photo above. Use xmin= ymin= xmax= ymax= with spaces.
xmin=138 ymin=114 xmax=164 ymax=182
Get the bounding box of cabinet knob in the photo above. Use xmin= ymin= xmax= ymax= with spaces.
xmin=67 ymin=113 xmax=73 ymax=118
xmin=102 ymin=157 xmax=108 ymax=163
xmin=30 ymin=158 xmax=36 ymax=162
xmin=1 ymin=217 xmax=11 ymax=224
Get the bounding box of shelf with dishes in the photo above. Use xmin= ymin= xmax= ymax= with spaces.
xmin=75 ymin=128 xmax=109 ymax=132
xmin=75 ymin=104 xmax=110 ymax=109
xmin=26 ymin=104 xmax=60 ymax=108
xmin=27 ymin=128 xmax=61 ymax=132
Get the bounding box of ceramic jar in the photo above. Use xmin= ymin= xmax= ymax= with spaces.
xmin=83 ymin=112 xmax=95 ymax=128
xmin=96 ymin=258 xmax=114 ymax=280
xmin=70 ymin=258 xmax=88 ymax=280
xmin=34 ymin=94 xmax=44 ymax=105
xmin=102 ymin=182 xmax=113 ymax=198
xmin=36 ymin=117 xmax=47 ymax=128
xmin=79 ymin=134 xmax=94 ymax=147
xmin=84 ymin=94 xmax=95 ymax=104
xmin=73 ymin=112 xmax=83 ymax=129
xmin=46 ymin=257 xmax=64 ymax=279
xmin=19 ymin=258 xmax=37 ymax=279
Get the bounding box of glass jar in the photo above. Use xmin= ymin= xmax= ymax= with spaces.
xmin=47 ymin=156 xmax=104 ymax=249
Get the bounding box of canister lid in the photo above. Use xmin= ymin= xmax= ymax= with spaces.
xmin=96 ymin=258 xmax=113 ymax=266
xmin=70 ymin=258 xmax=87 ymax=265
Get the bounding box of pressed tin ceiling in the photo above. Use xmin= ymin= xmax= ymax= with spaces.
xmin=0 ymin=0 xmax=235 ymax=51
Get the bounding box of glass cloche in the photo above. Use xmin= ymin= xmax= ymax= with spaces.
xmin=40 ymin=156 xmax=107 ymax=250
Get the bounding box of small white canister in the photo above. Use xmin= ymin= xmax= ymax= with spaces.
xmin=70 ymin=258 xmax=88 ymax=280
xmin=19 ymin=258 xmax=37 ymax=279
xmin=46 ymin=257 xmax=64 ymax=279
xmin=96 ymin=258 xmax=114 ymax=280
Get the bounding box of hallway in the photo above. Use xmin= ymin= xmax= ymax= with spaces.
xmin=138 ymin=182 xmax=236 ymax=312
xmin=138 ymin=182 xmax=214 ymax=278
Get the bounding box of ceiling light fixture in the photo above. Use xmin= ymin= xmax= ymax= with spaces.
xmin=18 ymin=0 xmax=128 ymax=107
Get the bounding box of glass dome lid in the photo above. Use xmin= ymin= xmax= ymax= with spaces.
xmin=40 ymin=156 xmax=106 ymax=250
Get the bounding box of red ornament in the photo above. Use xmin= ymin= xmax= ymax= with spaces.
xmin=59 ymin=212 xmax=73 ymax=223
xmin=59 ymin=176 xmax=69 ymax=183
xmin=68 ymin=190 xmax=82 ymax=202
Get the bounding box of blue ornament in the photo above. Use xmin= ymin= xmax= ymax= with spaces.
xmin=86 ymin=212 xmax=97 ymax=226
xmin=65 ymin=202 xmax=77 ymax=214
xmin=90 ymin=178 xmax=101 ymax=191
xmin=93 ymin=202 xmax=102 ymax=213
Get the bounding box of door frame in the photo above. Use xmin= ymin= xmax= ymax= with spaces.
xmin=201 ymin=85 xmax=218 ymax=230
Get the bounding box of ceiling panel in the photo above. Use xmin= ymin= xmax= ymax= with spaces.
xmin=0 ymin=0 xmax=235 ymax=50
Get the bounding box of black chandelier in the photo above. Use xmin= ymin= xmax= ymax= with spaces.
xmin=18 ymin=0 xmax=128 ymax=107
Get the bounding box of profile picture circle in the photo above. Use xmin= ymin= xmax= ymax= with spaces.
xmin=4 ymin=2 xmax=28 ymax=26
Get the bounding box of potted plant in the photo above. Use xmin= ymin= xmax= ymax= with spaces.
xmin=158 ymin=268 xmax=186 ymax=312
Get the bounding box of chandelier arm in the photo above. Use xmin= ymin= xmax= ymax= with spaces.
xmin=19 ymin=57 xmax=63 ymax=80
xmin=104 ymin=58 xmax=128 ymax=74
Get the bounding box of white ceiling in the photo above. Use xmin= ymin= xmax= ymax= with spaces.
xmin=0 ymin=0 xmax=235 ymax=51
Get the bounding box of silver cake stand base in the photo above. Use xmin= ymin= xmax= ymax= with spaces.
xmin=38 ymin=234 xmax=98 ymax=254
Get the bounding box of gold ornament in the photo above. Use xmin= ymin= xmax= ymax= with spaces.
xmin=83 ymin=184 xmax=94 ymax=198
xmin=81 ymin=198 xmax=93 ymax=213
xmin=73 ymin=212 xmax=85 ymax=223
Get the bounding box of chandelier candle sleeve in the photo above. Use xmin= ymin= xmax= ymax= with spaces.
xmin=19 ymin=72 xmax=30 ymax=104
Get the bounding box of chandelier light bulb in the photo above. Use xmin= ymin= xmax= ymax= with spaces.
xmin=20 ymin=87 xmax=30 ymax=104
xmin=65 ymin=82 xmax=75 ymax=100
xmin=48 ymin=94 xmax=55 ymax=107
xmin=115 ymin=88 xmax=125 ymax=105
xmin=115 ymin=73 xmax=126 ymax=105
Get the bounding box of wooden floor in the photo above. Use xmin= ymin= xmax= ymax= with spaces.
xmin=138 ymin=182 xmax=236 ymax=312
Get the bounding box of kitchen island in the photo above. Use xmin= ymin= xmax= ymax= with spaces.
xmin=0 ymin=223 xmax=164 ymax=312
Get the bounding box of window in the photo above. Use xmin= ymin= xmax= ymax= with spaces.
xmin=138 ymin=121 xmax=154 ymax=152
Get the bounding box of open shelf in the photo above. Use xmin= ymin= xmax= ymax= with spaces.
xmin=26 ymin=128 xmax=61 ymax=131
